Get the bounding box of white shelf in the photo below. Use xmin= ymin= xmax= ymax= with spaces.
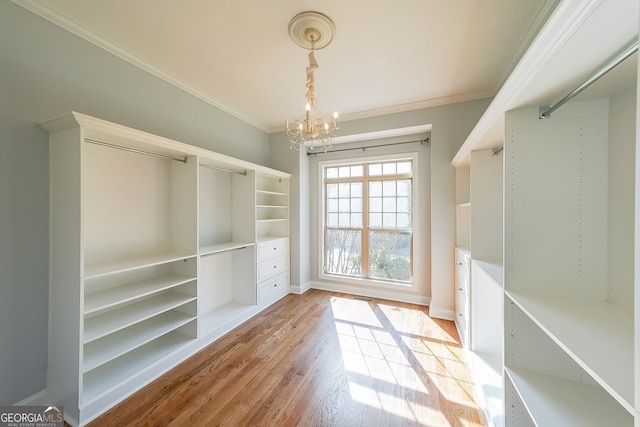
xmin=257 ymin=204 xmax=287 ymax=209
xmin=85 ymin=253 xmax=197 ymax=279
xmin=257 ymin=218 xmax=288 ymax=223
xmin=473 ymin=260 xmax=503 ymax=288
xmin=457 ymin=202 xmax=471 ymax=208
xmin=82 ymin=331 xmax=193 ymax=404
xmin=506 ymin=367 xmax=633 ymax=427
xmin=199 ymin=241 xmax=254 ymax=257
xmin=507 ymin=290 xmax=633 ymax=409
xmin=256 ymin=189 xmax=287 ymax=196
xmin=84 ymin=274 xmax=195 ymax=315
xmin=84 ymin=292 xmax=196 ymax=343
xmin=199 ymin=301 xmax=253 ymax=336
xmin=83 ymin=311 xmax=195 ymax=372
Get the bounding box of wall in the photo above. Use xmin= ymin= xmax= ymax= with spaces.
xmin=270 ymin=99 xmax=491 ymax=313
xmin=0 ymin=2 xmax=269 ymax=405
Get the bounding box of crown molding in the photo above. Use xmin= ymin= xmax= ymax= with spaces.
xmin=11 ymin=0 xmax=270 ymax=133
xmin=267 ymin=90 xmax=495 ymax=134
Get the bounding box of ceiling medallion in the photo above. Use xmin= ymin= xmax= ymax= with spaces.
xmin=285 ymin=12 xmax=338 ymax=152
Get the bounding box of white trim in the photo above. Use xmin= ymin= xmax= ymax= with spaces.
xmin=310 ymin=281 xmax=430 ymax=306
xmin=428 ymin=307 xmax=456 ymax=321
xmin=290 ymin=282 xmax=312 ymax=294
xmin=318 ymin=152 xmax=421 ymax=293
xmin=14 ymin=389 xmax=50 ymax=406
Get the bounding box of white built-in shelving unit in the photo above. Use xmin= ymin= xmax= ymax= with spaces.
xmin=451 ymin=0 xmax=638 ymax=425
xmin=42 ymin=112 xmax=291 ymax=426
xmin=255 ymin=173 xmax=290 ymax=302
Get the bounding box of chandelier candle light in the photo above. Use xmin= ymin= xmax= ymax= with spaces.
xmin=286 ymin=12 xmax=339 ymax=151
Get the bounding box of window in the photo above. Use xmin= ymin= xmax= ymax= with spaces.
xmin=322 ymin=156 xmax=415 ymax=286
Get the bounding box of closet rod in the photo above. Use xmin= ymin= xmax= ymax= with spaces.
xmin=199 ymin=163 xmax=247 ymax=176
xmin=200 ymin=246 xmax=248 ymax=257
xmin=85 ymin=138 xmax=187 ymax=163
xmin=307 ymin=137 xmax=429 ymax=156
xmin=539 ymin=39 xmax=638 ymax=119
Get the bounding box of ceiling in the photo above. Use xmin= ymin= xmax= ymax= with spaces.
xmin=14 ymin=0 xmax=558 ymax=133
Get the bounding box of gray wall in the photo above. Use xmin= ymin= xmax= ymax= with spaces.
xmin=270 ymin=98 xmax=491 ymax=313
xmin=0 ymin=2 xmax=269 ymax=405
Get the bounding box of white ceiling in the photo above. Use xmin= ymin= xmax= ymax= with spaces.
xmin=15 ymin=0 xmax=558 ymax=133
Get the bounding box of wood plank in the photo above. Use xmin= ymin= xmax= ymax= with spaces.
xmin=89 ymin=290 xmax=485 ymax=426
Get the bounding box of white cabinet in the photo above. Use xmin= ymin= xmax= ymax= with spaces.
xmin=451 ymin=0 xmax=638 ymax=425
xmin=257 ymin=238 xmax=290 ymax=302
xmin=454 ymin=247 xmax=470 ymax=347
xmin=42 ymin=112 xmax=291 ymax=426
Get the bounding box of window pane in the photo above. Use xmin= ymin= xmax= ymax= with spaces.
xmin=351 ymin=165 xmax=363 ymax=177
xmin=327 ymin=199 xmax=338 ymax=213
xmin=368 ymin=231 xmax=411 ymax=282
xmin=339 ymin=166 xmax=350 ymax=178
xmin=327 ymin=183 xmax=338 ymax=198
xmin=383 ymin=197 xmax=396 ymax=212
xmin=369 ymin=197 xmax=382 ymax=212
xmin=383 ymin=213 xmax=396 ymax=228
xmin=370 ymin=213 xmax=382 ymax=228
xmin=326 ymin=167 xmax=338 ymax=179
xmin=351 ymin=182 xmax=363 ymax=197
xmin=369 ymin=163 xmax=382 ymax=176
xmin=397 ymin=197 xmax=410 ymax=213
xmin=397 ymin=180 xmax=411 ymax=196
xmin=325 ymin=229 xmax=362 ymax=276
xmin=351 ymin=198 xmax=362 ymax=212
xmin=383 ymin=181 xmax=396 ymax=196
xmin=338 ymin=199 xmax=350 ymax=213
xmin=369 ymin=181 xmax=382 ymax=197
xmin=339 ymin=213 xmax=350 ymax=227
xmin=382 ymin=163 xmax=396 ymax=175
xmin=327 ymin=213 xmax=338 ymax=227
xmin=397 ymin=213 xmax=411 ymax=228
xmin=339 ymin=183 xmax=350 ymax=197
xmin=351 ymin=213 xmax=363 ymax=228
xmin=397 ymin=197 xmax=411 ymax=213
xmin=397 ymin=161 xmax=412 ymax=174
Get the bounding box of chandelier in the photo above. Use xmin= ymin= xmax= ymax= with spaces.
xmin=285 ymin=12 xmax=338 ymax=152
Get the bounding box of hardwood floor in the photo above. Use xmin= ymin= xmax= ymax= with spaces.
xmin=89 ymin=289 xmax=485 ymax=427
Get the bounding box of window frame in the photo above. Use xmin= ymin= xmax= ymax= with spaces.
xmin=318 ymin=152 xmax=420 ymax=291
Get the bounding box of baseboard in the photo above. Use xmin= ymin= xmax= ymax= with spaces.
xmin=15 ymin=389 xmax=50 ymax=406
xmin=290 ymin=281 xmax=312 ymax=294
xmin=309 ymin=280 xmax=430 ymax=306
xmin=428 ymin=306 xmax=456 ymax=321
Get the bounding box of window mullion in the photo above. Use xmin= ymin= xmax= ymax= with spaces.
xmin=362 ymin=167 xmax=369 ymax=278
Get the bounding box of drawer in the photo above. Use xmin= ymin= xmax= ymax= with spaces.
xmin=258 ymin=272 xmax=289 ymax=300
xmin=257 ymin=238 xmax=289 ymax=262
xmin=257 ymin=255 xmax=289 ymax=282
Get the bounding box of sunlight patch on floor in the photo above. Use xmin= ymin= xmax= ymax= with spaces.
xmin=329 ymin=296 xmax=484 ymax=426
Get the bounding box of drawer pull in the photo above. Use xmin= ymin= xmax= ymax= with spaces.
xmin=459 ymin=288 xmax=463 ymax=291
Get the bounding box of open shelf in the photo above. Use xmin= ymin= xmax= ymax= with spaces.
xmin=84 ymin=292 xmax=196 ymax=343
xmin=506 ymin=290 xmax=633 ymax=407
xmin=505 ymin=367 xmax=633 ymax=427
xmin=84 ymin=253 xmax=196 ymax=279
xmin=199 ymin=301 xmax=254 ymax=336
xmin=82 ymin=331 xmax=194 ymax=404
xmin=83 ymin=312 xmax=195 ymax=372
xmin=84 ymin=273 xmax=195 ymax=315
